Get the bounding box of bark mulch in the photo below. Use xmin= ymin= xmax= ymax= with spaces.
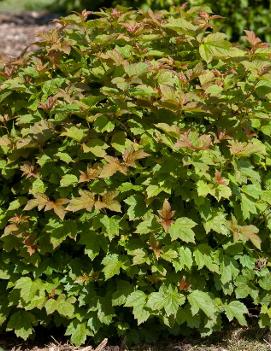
xmin=1 ymin=328 xmax=271 ymax=351
xmin=0 ymin=11 xmax=57 ymax=58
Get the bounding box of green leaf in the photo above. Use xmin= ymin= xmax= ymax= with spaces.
xmin=102 ymin=254 xmax=123 ymax=280
xmin=66 ymin=321 xmax=89 ymax=346
xmin=136 ymin=212 xmax=157 ymax=234
xmin=224 ymin=301 xmax=248 ymax=326
xmin=259 ymin=274 xmax=271 ymax=291
xmin=163 ymin=18 xmax=196 ymax=32
xmin=255 ymin=80 xmax=271 ymax=98
xmin=118 ymin=182 xmax=143 ymax=193
xmin=168 ymin=218 xmax=197 ymax=243
xmin=94 ymin=116 xmax=115 ymax=133
xmin=147 ymin=284 xmax=185 ymax=316
xmin=124 ymin=62 xmax=148 ymax=77
xmin=7 ymin=311 xmax=35 ymax=340
xmin=242 ymin=183 xmax=261 ymax=199
xmin=111 ymin=131 xmax=130 ymax=153
xmin=7 ymin=198 xmax=25 ymax=211
xmin=157 ymin=71 xmax=179 ymax=87
xmin=56 ymin=152 xmax=74 ymax=164
xmin=130 ymin=85 xmax=156 ymax=98
xmin=172 ymin=246 xmax=193 ymax=272
xmin=216 ymin=184 xmax=232 ymax=201
xmin=45 ymin=298 xmax=58 ymax=315
xmin=61 ymin=126 xmax=87 ymax=142
xmin=82 ymin=138 xmax=109 ymax=157
xmin=31 ymin=178 xmax=46 ymax=193
xmin=14 ymin=277 xmax=39 ymax=303
xmin=146 ymin=185 xmax=163 ymax=198
xmin=112 ymin=281 xmax=133 ymax=306
xmin=203 ymin=211 xmax=229 ymax=235
xmin=79 ymin=230 xmax=101 ymax=260
xmin=125 ymin=290 xmax=150 ymax=324
xmin=60 ymin=174 xmax=78 ymax=187
xmin=132 ymin=306 xmax=150 ymax=325
xmin=188 ymin=290 xmax=216 ymax=318
xmin=241 ymin=194 xmax=258 ymax=220
xmin=125 ymin=290 xmax=146 ymax=308
xmin=197 ymin=180 xmax=213 ymax=198
xmin=220 ymin=256 xmax=239 ymax=285
xmin=124 ymin=194 xmax=147 ymax=220
xmin=100 ymin=215 xmax=120 ymax=241
xmin=42 ymin=77 xmax=65 ymax=96
xmin=193 ymin=244 xmax=219 ymax=273
xmin=57 ymin=296 xmax=75 ymax=318
xmin=146 ymin=292 xmax=164 ymax=311
xmin=199 ymin=33 xmax=231 ymax=63
xmin=235 ymin=276 xmax=258 ymax=300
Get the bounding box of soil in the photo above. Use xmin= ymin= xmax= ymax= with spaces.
xmin=1 ymin=328 xmax=271 ymax=351
xmin=0 ymin=11 xmax=57 ymax=58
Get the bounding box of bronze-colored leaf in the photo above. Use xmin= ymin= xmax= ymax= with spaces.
xmin=24 ymin=194 xmax=68 ymax=220
xmin=23 ymin=235 xmax=38 ymax=256
xmin=158 ymin=199 xmax=175 ymax=232
xmin=0 ymin=135 xmax=12 ymax=147
xmin=95 ymin=191 xmax=121 ymax=213
xmin=45 ymin=198 xmax=69 ymax=221
xmin=122 ymin=147 xmax=149 ymax=167
xmin=20 ymin=162 xmax=38 ymax=179
xmin=175 ymin=131 xmax=212 ymax=151
xmin=178 ymin=276 xmax=191 ymax=291
xmin=67 ymin=190 xmax=95 ymax=212
xmin=8 ymin=215 xmax=30 ymax=224
xmin=229 ymin=217 xmax=261 ymax=249
xmin=79 ymin=164 xmax=101 ymax=183
xmin=244 ymin=30 xmax=268 ymax=49
xmin=24 ymin=193 xmax=49 ymax=211
xmin=149 ymin=235 xmax=161 ymax=259
xmin=3 ymin=223 xmax=19 ymax=236
xmin=214 ymin=170 xmax=227 ymax=185
xmin=39 ymin=96 xmax=57 ymax=111
xmin=99 ymin=156 xmax=128 ymax=178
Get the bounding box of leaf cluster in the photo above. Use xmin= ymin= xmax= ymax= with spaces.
xmin=41 ymin=0 xmax=271 ymax=42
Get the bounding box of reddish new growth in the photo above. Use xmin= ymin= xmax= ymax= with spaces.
xmin=178 ymin=276 xmax=191 ymax=291
xmin=175 ymin=131 xmax=212 ymax=151
xmin=214 ymin=170 xmax=227 ymax=185
xmin=158 ymin=199 xmax=175 ymax=232
xmin=244 ymin=30 xmax=269 ymax=52
xmin=122 ymin=22 xmax=142 ymax=33
xmin=39 ymin=96 xmax=57 ymax=111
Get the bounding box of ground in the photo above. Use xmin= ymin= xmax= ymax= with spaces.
xmin=1 ymin=328 xmax=271 ymax=351
xmin=0 ymin=11 xmax=56 ymax=58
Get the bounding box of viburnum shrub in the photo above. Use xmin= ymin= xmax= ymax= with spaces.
xmin=1 ymin=7 xmax=271 ymax=346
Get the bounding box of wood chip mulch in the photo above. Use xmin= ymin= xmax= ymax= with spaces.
xmin=0 ymin=11 xmax=58 ymax=58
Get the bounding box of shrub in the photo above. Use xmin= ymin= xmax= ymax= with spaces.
xmin=189 ymin=0 xmax=271 ymax=42
xmin=41 ymin=0 xmax=271 ymax=42
xmin=1 ymin=7 xmax=271 ymax=346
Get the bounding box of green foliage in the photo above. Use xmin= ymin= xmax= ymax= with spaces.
xmin=1 ymin=7 xmax=271 ymax=346
xmin=1 ymin=0 xmax=271 ymax=42
xmin=34 ymin=0 xmax=271 ymax=42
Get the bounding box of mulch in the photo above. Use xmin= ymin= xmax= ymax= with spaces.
xmin=0 ymin=11 xmax=58 ymax=58
xmin=9 ymin=338 xmax=113 ymax=351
